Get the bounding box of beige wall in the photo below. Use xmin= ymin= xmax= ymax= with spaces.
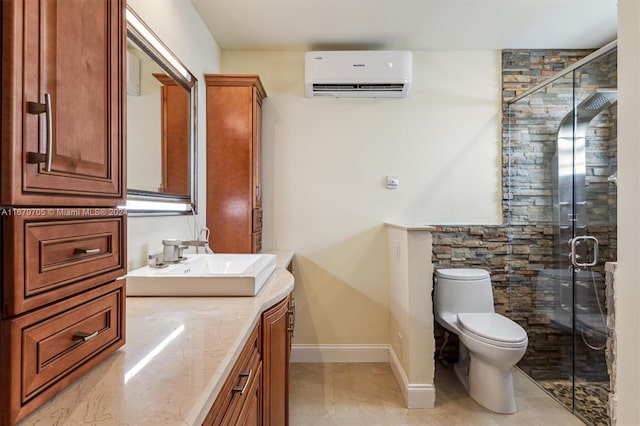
xmin=222 ymin=50 xmax=502 ymax=345
xmin=615 ymin=1 xmax=640 ymax=423
xmin=126 ymin=0 xmax=221 ymax=269
xmin=386 ymin=225 xmax=434 ymax=392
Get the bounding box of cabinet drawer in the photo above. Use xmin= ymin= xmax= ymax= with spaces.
xmin=2 ymin=212 xmax=126 ymax=316
xmin=0 ymin=280 xmax=125 ymax=425
xmin=204 ymin=322 xmax=261 ymax=426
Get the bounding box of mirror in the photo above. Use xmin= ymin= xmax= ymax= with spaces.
xmin=125 ymin=7 xmax=197 ymax=213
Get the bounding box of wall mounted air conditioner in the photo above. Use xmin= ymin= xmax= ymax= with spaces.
xmin=304 ymin=51 xmax=412 ymax=98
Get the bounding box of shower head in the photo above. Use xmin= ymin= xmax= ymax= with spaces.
xmin=557 ymin=88 xmax=618 ymax=139
xmin=578 ymin=89 xmax=617 ymax=113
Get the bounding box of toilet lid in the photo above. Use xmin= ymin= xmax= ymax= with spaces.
xmin=457 ymin=313 xmax=527 ymax=345
xmin=436 ymin=269 xmax=490 ymax=280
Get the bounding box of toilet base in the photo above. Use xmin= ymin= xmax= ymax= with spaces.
xmin=467 ymin=353 xmax=517 ymax=414
xmin=453 ymin=344 xmax=518 ymax=414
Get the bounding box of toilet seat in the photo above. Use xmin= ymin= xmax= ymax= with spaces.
xmin=458 ymin=313 xmax=527 ymax=348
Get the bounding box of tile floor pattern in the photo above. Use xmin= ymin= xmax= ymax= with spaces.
xmin=540 ymin=380 xmax=609 ymax=426
xmin=290 ymin=363 xmax=586 ymax=426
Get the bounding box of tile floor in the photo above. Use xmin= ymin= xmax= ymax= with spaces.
xmin=540 ymin=380 xmax=609 ymax=426
xmin=290 ymin=363 xmax=586 ymax=426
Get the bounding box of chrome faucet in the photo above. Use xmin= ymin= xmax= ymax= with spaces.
xmin=148 ymin=238 xmax=213 ymax=268
xmin=162 ymin=239 xmax=185 ymax=263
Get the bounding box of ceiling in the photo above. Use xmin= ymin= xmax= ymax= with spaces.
xmin=191 ymin=0 xmax=617 ymax=51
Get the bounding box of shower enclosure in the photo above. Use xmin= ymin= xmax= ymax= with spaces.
xmin=506 ymin=43 xmax=617 ymax=426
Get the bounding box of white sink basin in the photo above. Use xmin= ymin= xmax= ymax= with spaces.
xmin=126 ymin=253 xmax=277 ymax=296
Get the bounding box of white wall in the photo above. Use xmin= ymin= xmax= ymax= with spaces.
xmin=126 ymin=0 xmax=221 ymax=269
xmin=222 ymin=50 xmax=501 ymax=345
xmin=615 ymin=1 xmax=640 ymax=423
xmin=127 ymin=48 xmax=162 ymax=192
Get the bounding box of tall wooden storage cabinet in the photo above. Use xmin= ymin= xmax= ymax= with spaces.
xmin=0 ymin=1 xmax=127 ymax=424
xmin=205 ymin=75 xmax=266 ymax=253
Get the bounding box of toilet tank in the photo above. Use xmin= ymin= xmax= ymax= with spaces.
xmin=434 ymin=269 xmax=496 ymax=317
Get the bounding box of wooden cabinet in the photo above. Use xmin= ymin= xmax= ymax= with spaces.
xmin=153 ymin=73 xmax=190 ymax=195
xmin=262 ymin=295 xmax=292 ymax=426
xmin=205 ymin=75 xmax=266 ymax=253
xmin=0 ymin=1 xmax=127 ymax=424
xmin=1 ymin=0 xmax=126 ymax=206
xmin=205 ymin=293 xmax=293 ymax=426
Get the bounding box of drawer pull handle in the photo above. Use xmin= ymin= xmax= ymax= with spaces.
xmin=232 ymin=369 xmax=252 ymax=395
xmin=26 ymin=93 xmax=54 ymax=172
xmin=73 ymin=331 xmax=99 ymax=342
xmin=74 ymin=247 xmax=101 ymax=255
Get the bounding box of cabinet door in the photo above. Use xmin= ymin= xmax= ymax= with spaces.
xmin=252 ymin=90 xmax=262 ymax=209
xmin=262 ymin=296 xmax=290 ymax=426
xmin=2 ymin=0 xmax=125 ymax=206
xmin=154 ymin=73 xmax=189 ymax=195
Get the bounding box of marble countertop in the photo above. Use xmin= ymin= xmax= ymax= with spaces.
xmin=18 ymin=252 xmax=295 ymax=426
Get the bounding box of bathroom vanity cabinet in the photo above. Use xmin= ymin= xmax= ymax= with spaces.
xmin=205 ymin=294 xmax=292 ymax=426
xmin=205 ymin=75 xmax=266 ymax=253
xmin=0 ymin=1 xmax=127 ymax=424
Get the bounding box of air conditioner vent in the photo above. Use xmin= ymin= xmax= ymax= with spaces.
xmin=313 ymin=83 xmax=405 ymax=92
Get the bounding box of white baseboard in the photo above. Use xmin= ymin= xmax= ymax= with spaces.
xmin=290 ymin=344 xmax=436 ymax=409
xmin=388 ymin=347 xmax=436 ymax=409
xmin=290 ymin=344 xmax=389 ymax=363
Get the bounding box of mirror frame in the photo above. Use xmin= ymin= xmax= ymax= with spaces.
xmin=125 ymin=6 xmax=198 ymax=215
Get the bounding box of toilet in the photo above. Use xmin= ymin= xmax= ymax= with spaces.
xmin=433 ymin=268 xmax=528 ymax=414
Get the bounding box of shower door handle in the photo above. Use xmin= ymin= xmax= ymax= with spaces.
xmin=569 ymin=235 xmax=599 ymax=268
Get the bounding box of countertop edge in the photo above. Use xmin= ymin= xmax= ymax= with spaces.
xmin=384 ymin=222 xmax=436 ymax=231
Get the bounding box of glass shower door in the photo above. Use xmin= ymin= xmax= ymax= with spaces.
xmin=569 ymin=51 xmax=617 ymax=426
xmin=507 ymin=47 xmax=616 ymax=426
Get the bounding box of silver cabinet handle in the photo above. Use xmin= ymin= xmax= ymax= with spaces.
xmin=73 ymin=331 xmax=99 ymax=342
xmin=26 ymin=93 xmax=54 ymax=172
xmin=287 ymin=299 xmax=296 ymax=336
xmin=74 ymin=247 xmax=101 ymax=255
xmin=232 ymin=370 xmax=252 ymax=394
xmin=569 ymin=235 xmax=599 ymax=268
